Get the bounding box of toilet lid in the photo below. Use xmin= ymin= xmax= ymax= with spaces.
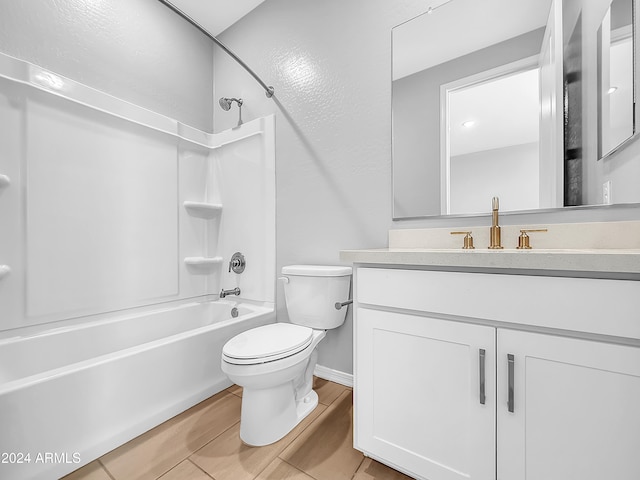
xmin=222 ymin=323 xmax=314 ymax=365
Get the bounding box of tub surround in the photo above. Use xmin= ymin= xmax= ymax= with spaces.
xmin=0 ymin=50 xmax=277 ymax=331
xmin=341 ymin=220 xmax=640 ymax=277
xmin=0 ymin=52 xmax=276 ymax=480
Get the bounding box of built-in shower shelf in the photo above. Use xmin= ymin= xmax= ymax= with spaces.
xmin=0 ymin=265 xmax=11 ymax=280
xmin=183 ymin=201 xmax=222 ymax=219
xmin=184 ymin=256 xmax=223 ymax=267
xmin=0 ymin=174 xmax=10 ymax=189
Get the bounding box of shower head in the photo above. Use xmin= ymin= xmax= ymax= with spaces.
xmin=219 ymin=97 xmax=243 ymax=111
xmin=219 ymin=97 xmax=232 ymax=111
xmin=219 ymin=97 xmax=244 ymax=127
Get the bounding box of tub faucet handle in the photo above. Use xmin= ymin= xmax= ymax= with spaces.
xmin=229 ymin=252 xmax=246 ymax=273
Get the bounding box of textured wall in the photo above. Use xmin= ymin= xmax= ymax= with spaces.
xmin=214 ymin=0 xmax=431 ymax=375
xmin=216 ymin=0 xmax=640 ymax=376
xmin=0 ymin=0 xmax=213 ymax=131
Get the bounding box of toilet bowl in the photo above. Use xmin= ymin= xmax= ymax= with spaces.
xmin=221 ymin=265 xmax=351 ymax=446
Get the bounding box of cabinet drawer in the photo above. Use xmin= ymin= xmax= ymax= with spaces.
xmin=356 ymin=268 xmax=640 ymax=339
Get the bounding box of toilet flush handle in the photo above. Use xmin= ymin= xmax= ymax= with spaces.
xmin=278 ymin=276 xmax=289 ymax=284
xmin=335 ymin=299 xmax=353 ymax=310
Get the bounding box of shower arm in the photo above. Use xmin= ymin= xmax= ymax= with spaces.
xmin=158 ymin=0 xmax=274 ymax=98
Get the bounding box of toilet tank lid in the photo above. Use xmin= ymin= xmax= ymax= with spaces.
xmin=282 ymin=265 xmax=352 ymax=277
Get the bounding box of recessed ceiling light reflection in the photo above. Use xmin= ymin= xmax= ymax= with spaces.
xmin=462 ymin=120 xmax=476 ymax=128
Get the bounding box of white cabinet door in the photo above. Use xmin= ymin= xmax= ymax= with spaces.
xmin=497 ymin=329 xmax=640 ymax=480
xmin=355 ymin=308 xmax=496 ymax=480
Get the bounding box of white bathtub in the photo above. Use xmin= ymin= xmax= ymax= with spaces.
xmin=0 ymin=299 xmax=274 ymax=480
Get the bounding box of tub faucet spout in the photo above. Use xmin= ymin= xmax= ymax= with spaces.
xmin=220 ymin=287 xmax=241 ymax=298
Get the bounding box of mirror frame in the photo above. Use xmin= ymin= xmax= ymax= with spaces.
xmin=598 ymin=0 xmax=637 ymax=161
xmin=391 ymin=0 xmax=640 ymax=221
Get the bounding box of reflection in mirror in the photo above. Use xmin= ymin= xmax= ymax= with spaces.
xmin=563 ymin=8 xmax=583 ymax=205
xmin=392 ymin=0 xmax=554 ymax=218
xmin=563 ymin=0 xmax=638 ymax=207
xmin=598 ymin=0 xmax=634 ymax=159
xmin=392 ymin=0 xmax=639 ymax=219
xmin=444 ymin=59 xmax=541 ymax=215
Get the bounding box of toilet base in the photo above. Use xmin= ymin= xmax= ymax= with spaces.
xmin=239 ymin=384 xmax=319 ymax=447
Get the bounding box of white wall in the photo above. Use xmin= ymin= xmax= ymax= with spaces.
xmin=0 ymin=0 xmax=213 ymax=131
xmin=450 ymin=142 xmax=540 ymax=214
xmin=213 ymin=0 xmax=432 ymax=375
xmin=216 ymin=0 xmax=640 ymax=376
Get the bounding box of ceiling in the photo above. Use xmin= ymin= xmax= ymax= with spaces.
xmin=393 ymin=0 xmax=552 ymax=80
xmin=166 ymin=0 xmax=265 ymax=36
xmin=449 ymin=68 xmax=539 ymax=157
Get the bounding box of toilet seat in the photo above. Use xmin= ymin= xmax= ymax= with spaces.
xmin=222 ymin=323 xmax=314 ymax=365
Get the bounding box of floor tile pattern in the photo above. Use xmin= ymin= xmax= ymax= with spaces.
xmin=63 ymin=378 xmax=412 ymax=480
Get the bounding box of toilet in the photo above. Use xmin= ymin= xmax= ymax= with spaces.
xmin=221 ymin=265 xmax=352 ymax=446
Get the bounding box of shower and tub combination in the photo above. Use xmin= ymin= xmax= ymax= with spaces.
xmin=0 ymin=47 xmax=275 ymax=480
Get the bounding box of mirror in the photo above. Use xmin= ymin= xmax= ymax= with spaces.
xmin=597 ymin=0 xmax=634 ymax=159
xmin=392 ymin=0 xmax=639 ymax=219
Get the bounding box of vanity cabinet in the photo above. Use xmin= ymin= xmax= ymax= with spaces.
xmin=497 ymin=329 xmax=640 ymax=480
xmin=353 ymin=267 xmax=640 ymax=480
xmin=356 ymin=307 xmax=496 ymax=479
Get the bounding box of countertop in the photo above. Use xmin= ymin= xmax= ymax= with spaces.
xmin=340 ymin=248 xmax=640 ymax=278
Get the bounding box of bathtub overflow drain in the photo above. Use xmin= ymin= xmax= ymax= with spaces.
xmin=231 ymin=307 xmax=239 ymax=318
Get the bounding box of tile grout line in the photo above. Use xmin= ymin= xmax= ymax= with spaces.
xmin=187 ymin=417 xmax=242 ymax=464
xmin=150 ymin=458 xmax=217 ymax=480
xmin=278 ymin=456 xmax=323 ymax=480
xmin=95 ymin=384 xmax=353 ymax=480
xmin=98 ymin=391 xmax=240 ymax=480
xmin=186 ymin=458 xmax=217 ymax=480
xmin=274 ymin=389 xmax=354 ymax=476
xmin=98 ymin=459 xmax=117 ymax=480
xmin=247 ymin=400 xmax=333 ymax=480
xmin=151 ymin=460 xmax=184 ymax=480
xmin=152 ymin=391 xmax=242 ymax=480
xmin=350 ymin=457 xmax=366 ymax=480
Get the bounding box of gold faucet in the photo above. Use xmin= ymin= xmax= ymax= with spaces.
xmin=450 ymin=231 xmax=475 ymax=249
xmin=489 ymin=196 xmax=503 ymax=249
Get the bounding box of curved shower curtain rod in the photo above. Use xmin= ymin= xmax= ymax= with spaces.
xmin=158 ymin=0 xmax=275 ymax=98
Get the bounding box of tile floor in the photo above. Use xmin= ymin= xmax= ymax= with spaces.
xmin=62 ymin=378 xmax=412 ymax=480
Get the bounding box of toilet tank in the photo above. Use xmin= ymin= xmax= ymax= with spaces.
xmin=282 ymin=265 xmax=352 ymax=329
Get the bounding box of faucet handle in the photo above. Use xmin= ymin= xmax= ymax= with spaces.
xmin=517 ymin=229 xmax=548 ymax=249
xmin=451 ymin=231 xmax=475 ymax=249
xmin=229 ymin=252 xmax=246 ymax=273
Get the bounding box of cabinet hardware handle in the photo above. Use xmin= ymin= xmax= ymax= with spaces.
xmin=479 ymin=349 xmax=486 ymax=405
xmin=507 ymin=354 xmax=515 ymax=413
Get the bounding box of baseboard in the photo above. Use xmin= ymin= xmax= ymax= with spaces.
xmin=314 ymin=364 xmax=353 ymax=388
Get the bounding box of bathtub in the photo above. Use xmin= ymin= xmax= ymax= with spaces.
xmin=0 ymin=299 xmax=274 ymax=480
